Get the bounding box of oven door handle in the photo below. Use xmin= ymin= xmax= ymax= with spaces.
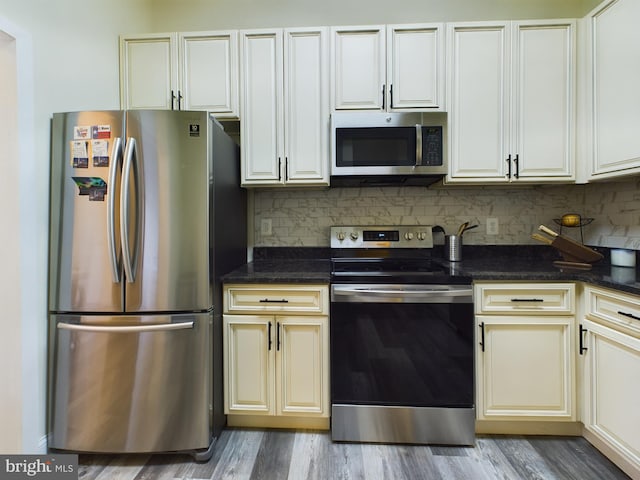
xmin=331 ymin=285 xmax=472 ymax=303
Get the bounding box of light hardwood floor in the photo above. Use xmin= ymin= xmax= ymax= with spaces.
xmin=77 ymin=429 xmax=630 ymax=480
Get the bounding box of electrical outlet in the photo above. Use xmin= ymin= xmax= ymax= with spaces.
xmin=260 ymin=218 xmax=272 ymax=236
xmin=486 ymin=218 xmax=499 ymax=235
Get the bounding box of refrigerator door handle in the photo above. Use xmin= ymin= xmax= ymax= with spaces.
xmin=57 ymin=321 xmax=195 ymax=333
xmin=121 ymin=137 xmax=141 ymax=283
xmin=107 ymin=136 xmax=123 ymax=283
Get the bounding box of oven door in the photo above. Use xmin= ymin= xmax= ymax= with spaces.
xmin=329 ymin=283 xmax=475 ymax=445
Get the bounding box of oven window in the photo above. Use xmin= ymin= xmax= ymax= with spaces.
xmin=330 ymin=302 xmax=474 ymax=407
xmin=335 ymin=127 xmax=416 ymax=167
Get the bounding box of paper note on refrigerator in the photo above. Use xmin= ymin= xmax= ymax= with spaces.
xmin=71 ymin=140 xmax=89 ymax=168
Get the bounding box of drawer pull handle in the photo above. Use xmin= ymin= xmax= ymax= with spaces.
xmin=618 ymin=310 xmax=640 ymax=321
xmin=510 ymin=298 xmax=544 ymax=302
xmin=260 ymin=298 xmax=289 ymax=303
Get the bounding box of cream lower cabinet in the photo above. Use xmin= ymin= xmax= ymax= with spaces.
xmin=580 ymin=285 xmax=640 ymax=478
xmin=223 ymin=284 xmax=329 ymax=429
xmin=475 ymin=283 xmax=576 ymax=423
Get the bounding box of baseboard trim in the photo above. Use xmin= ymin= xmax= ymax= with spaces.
xmin=227 ymin=415 xmax=329 ymax=430
xmin=582 ymin=427 xmax=640 ymax=480
xmin=475 ymin=420 xmax=582 ymax=436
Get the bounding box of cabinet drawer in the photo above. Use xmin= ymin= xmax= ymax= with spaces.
xmin=475 ymin=283 xmax=575 ymax=315
xmin=224 ymin=284 xmax=329 ymax=315
xmin=584 ymin=285 xmax=640 ymax=337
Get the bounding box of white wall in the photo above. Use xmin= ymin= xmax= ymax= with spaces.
xmin=0 ymin=25 xmax=24 ymax=454
xmin=0 ymin=0 xmax=152 ymax=453
xmin=146 ymin=0 xmax=602 ymax=32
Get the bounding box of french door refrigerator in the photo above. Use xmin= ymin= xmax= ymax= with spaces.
xmin=47 ymin=110 xmax=246 ymax=460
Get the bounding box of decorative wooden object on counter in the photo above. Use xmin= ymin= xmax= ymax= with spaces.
xmin=532 ymin=224 xmax=603 ymax=270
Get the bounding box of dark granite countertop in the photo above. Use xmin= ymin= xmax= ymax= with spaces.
xmin=221 ymin=246 xmax=640 ymax=296
xmin=222 ymin=259 xmax=331 ymax=284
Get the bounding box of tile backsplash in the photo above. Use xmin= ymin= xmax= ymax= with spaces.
xmin=252 ymin=177 xmax=640 ymax=249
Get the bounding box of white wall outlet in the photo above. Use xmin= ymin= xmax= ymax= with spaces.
xmin=260 ymin=218 xmax=272 ymax=236
xmin=486 ymin=217 xmax=499 ymax=235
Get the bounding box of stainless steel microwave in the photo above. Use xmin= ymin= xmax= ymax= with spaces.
xmin=330 ymin=112 xmax=447 ymax=187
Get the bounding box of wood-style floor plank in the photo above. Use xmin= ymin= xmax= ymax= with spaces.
xmin=76 ymin=429 xmax=630 ymax=480
xmin=527 ymin=436 xmax=630 ymax=480
xmin=250 ymin=430 xmax=296 ymax=480
xmin=493 ymin=436 xmax=560 ymax=480
xmin=208 ymin=429 xmax=264 ymax=480
xmin=473 ymin=436 xmax=527 ymax=480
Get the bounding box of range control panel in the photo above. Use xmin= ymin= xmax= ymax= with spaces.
xmin=331 ymin=225 xmax=434 ymax=249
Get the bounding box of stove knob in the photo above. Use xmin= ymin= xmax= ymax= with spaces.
xmin=350 ymin=231 xmax=359 ymax=241
xmin=337 ymin=231 xmax=346 ymax=241
xmin=417 ymin=232 xmax=426 ymax=241
xmin=404 ymin=232 xmax=414 ymax=241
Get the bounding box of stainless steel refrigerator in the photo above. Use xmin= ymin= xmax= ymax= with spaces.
xmin=47 ymin=110 xmax=246 ymax=460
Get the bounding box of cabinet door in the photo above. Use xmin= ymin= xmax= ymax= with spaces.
xmin=120 ymin=33 xmax=178 ymax=110
xmin=331 ymin=26 xmax=386 ymax=110
xmin=240 ymin=30 xmax=283 ymax=185
xmin=582 ymin=320 xmax=640 ymax=469
xmin=276 ymin=316 xmax=329 ymax=416
xmin=283 ymin=28 xmax=330 ymax=185
xmin=447 ymin=23 xmax=510 ymax=182
xmin=387 ymin=24 xmax=444 ymax=110
xmin=223 ymin=315 xmax=275 ymax=415
xmin=589 ymin=0 xmax=640 ymax=177
xmin=179 ymin=31 xmax=238 ymax=117
xmin=513 ymin=21 xmax=575 ymax=180
xmin=477 ymin=315 xmax=575 ymax=420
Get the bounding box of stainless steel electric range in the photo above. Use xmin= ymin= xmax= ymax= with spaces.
xmin=329 ymin=225 xmax=475 ymax=446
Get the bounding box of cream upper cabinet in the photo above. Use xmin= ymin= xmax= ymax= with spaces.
xmin=580 ymin=285 xmax=640 ymax=478
xmin=120 ymin=31 xmax=239 ymax=117
xmin=475 ymin=283 xmax=576 ymax=422
xmin=240 ymin=27 xmax=329 ymax=187
xmin=446 ymin=20 xmax=575 ymax=184
xmin=331 ymin=24 xmax=445 ymax=111
xmin=584 ymin=0 xmax=640 ymax=180
xmin=120 ymin=33 xmax=177 ymax=110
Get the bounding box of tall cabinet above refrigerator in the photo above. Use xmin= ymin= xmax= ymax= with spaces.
xmin=47 ymin=110 xmax=246 ymax=460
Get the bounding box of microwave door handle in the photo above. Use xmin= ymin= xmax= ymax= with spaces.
xmin=415 ymin=125 xmax=423 ymax=167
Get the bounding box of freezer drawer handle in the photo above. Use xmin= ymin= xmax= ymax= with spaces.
xmin=510 ymin=298 xmax=544 ymax=302
xmin=259 ymin=298 xmax=289 ymax=303
xmin=57 ymin=321 xmax=194 ymax=333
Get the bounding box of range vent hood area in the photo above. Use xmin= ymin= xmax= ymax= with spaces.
xmin=329 ymin=174 xmax=445 ymax=188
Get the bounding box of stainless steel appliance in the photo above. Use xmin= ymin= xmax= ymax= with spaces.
xmin=330 ymin=225 xmax=475 ymax=445
xmin=47 ymin=110 xmax=246 ymax=460
xmin=330 ymin=112 xmax=447 ymax=187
